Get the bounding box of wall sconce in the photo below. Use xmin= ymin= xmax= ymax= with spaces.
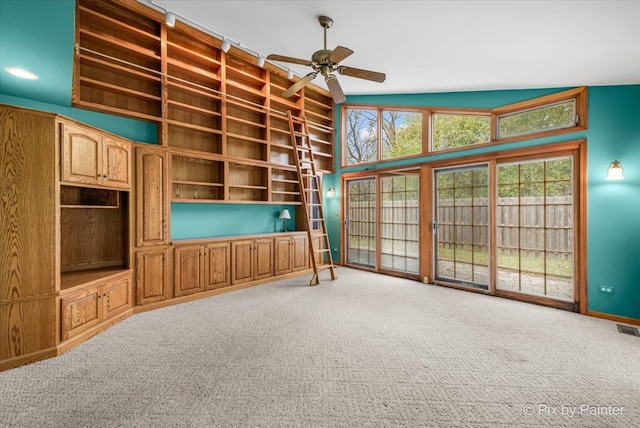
xmin=326 ymin=188 xmax=336 ymax=198
xmin=279 ymin=209 xmax=291 ymax=232
xmin=165 ymin=11 xmax=176 ymax=27
xmin=606 ymin=160 xmax=625 ymax=180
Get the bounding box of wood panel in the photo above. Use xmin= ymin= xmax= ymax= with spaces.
xmin=254 ymin=238 xmax=273 ymax=280
xmin=206 ymin=242 xmax=230 ymax=290
xmin=292 ymin=234 xmax=309 ymax=272
xmin=174 ymin=245 xmax=204 ymax=296
xmin=60 ymin=288 xmax=100 ymax=340
xmin=135 ymin=146 xmax=168 ymax=246
xmin=102 ymin=275 xmax=131 ymax=319
xmin=135 ymin=248 xmax=170 ymax=305
xmin=61 ymin=122 xmax=102 ymax=186
xmin=231 ymin=240 xmax=253 ymax=285
xmin=0 ymin=298 xmax=57 ymax=361
xmin=0 ymin=106 xmax=59 ymax=363
xmin=102 ymin=137 xmax=131 ymax=189
xmin=60 ymin=207 xmax=125 ymax=272
xmin=274 ymin=236 xmax=292 ymax=276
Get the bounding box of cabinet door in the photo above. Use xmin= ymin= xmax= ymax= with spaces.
xmin=254 ymin=238 xmax=273 ymax=280
xmin=231 ymin=240 xmax=253 ymax=285
xmin=206 ymin=242 xmax=230 ymax=290
xmin=274 ymin=236 xmax=292 ymax=276
xmin=292 ymin=234 xmax=309 ymax=272
xmin=60 ymin=288 xmax=100 ymax=341
xmin=136 ymin=147 xmax=168 ymax=246
xmin=102 ymin=138 xmax=131 ymax=189
xmin=136 ymin=248 xmax=171 ymax=305
xmin=61 ymin=123 xmax=101 ymax=186
xmin=174 ymin=245 xmax=204 ymax=297
xmin=101 ymin=275 xmax=131 ymax=320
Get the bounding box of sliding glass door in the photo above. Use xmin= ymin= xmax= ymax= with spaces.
xmin=345 ymin=178 xmax=377 ymax=268
xmin=434 ymin=165 xmax=489 ymax=289
xmin=496 ymin=157 xmax=574 ymax=301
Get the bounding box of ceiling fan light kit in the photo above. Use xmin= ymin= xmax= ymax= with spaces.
xmin=267 ymin=15 xmax=386 ymax=104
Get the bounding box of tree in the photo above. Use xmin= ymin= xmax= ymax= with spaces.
xmin=345 ymin=109 xmax=377 ymax=165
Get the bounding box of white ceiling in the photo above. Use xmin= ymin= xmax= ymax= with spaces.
xmin=142 ymin=0 xmax=640 ymax=96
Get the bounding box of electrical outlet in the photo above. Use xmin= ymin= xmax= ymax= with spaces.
xmin=598 ymin=285 xmax=615 ymax=294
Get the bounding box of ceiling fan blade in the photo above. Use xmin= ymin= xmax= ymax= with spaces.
xmin=326 ymin=46 xmax=354 ymax=64
xmin=266 ymin=54 xmax=312 ymax=66
xmin=325 ymin=74 xmax=346 ymax=104
xmin=282 ymin=72 xmax=317 ymax=97
xmin=338 ymin=66 xmax=386 ymax=83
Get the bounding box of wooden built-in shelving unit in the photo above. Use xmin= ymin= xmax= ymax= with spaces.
xmin=74 ymin=0 xmax=335 ymax=206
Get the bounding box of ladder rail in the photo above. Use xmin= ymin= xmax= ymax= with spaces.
xmin=288 ymin=111 xmax=337 ymax=285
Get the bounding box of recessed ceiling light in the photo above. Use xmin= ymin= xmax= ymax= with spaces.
xmin=4 ymin=67 xmax=39 ymax=80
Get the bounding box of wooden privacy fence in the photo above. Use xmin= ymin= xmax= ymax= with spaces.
xmin=349 ymin=197 xmax=573 ymax=256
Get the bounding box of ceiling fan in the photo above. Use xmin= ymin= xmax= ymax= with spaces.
xmin=267 ymin=15 xmax=386 ymax=104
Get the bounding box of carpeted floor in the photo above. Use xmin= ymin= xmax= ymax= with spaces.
xmin=1 ymin=267 xmax=638 ymax=427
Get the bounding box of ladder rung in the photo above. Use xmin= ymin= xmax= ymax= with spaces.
xmin=296 ymin=146 xmax=312 ymax=151
xmin=301 ymin=174 xmax=317 ymax=178
xmin=314 ymin=249 xmax=331 ymax=253
xmin=307 ymin=203 xmax=321 ymax=206
xmin=317 ymin=264 xmax=336 ymax=271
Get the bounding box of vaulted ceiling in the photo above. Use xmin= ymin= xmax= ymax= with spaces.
xmin=144 ymin=0 xmax=640 ymax=96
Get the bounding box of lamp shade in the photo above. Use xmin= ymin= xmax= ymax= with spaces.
xmin=606 ymin=160 xmax=624 ymax=180
xmin=326 ymin=187 xmax=336 ymax=198
xmin=279 ymin=209 xmax=291 ymax=219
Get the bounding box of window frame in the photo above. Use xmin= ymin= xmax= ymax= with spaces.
xmin=341 ymin=87 xmax=587 ymax=168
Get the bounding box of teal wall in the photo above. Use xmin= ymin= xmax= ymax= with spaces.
xmin=324 ymin=85 xmax=640 ymax=321
xmin=1 ymin=1 xmax=638 ymax=321
xmin=171 ymin=204 xmax=297 ymax=240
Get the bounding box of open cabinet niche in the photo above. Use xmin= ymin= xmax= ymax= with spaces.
xmin=60 ymin=186 xmax=130 ymax=283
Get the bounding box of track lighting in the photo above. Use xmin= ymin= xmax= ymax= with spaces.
xmin=221 ymin=39 xmax=231 ymax=53
xmin=165 ymin=11 xmax=175 ymax=27
xmin=257 ymin=55 xmax=266 ymax=68
xmin=287 ymin=69 xmax=294 ymax=80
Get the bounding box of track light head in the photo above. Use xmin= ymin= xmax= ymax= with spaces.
xmin=165 ymin=12 xmax=175 ymax=27
xmin=257 ymin=55 xmax=266 ymax=68
xmin=221 ymin=39 xmax=231 ymax=53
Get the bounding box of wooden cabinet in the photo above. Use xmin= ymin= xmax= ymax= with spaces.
xmin=275 ymin=233 xmax=308 ymax=276
xmin=1 ymin=104 xmax=135 ymax=371
xmin=206 ymin=242 xmax=230 ymax=290
xmin=174 ymin=245 xmax=205 ymax=297
xmin=231 ymin=238 xmax=273 ymax=285
xmin=60 ymin=272 xmax=132 ymax=341
xmin=135 ymin=146 xmax=168 ymax=246
xmin=174 ymin=242 xmax=232 ymax=295
xmin=61 ymin=122 xmax=131 ymax=190
xmin=135 ymin=248 xmax=171 ymax=305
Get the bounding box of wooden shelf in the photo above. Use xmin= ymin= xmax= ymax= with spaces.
xmin=75 ymin=0 xmax=335 ymax=206
xmin=60 ymin=267 xmax=130 ymax=292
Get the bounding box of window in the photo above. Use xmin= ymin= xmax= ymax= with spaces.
xmin=498 ymin=99 xmax=577 ymax=139
xmin=432 ymin=113 xmax=490 ymax=152
xmin=345 ymin=108 xmax=377 ymax=165
xmin=344 ymin=107 xmax=423 ymax=166
xmin=382 ymin=111 xmax=422 ymax=160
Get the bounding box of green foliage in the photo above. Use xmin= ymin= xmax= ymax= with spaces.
xmin=382 ymin=112 xmax=422 ymax=159
xmin=499 ymin=101 xmax=575 ymax=138
xmin=497 ymin=158 xmax=573 ymax=198
xmin=432 ymin=114 xmax=490 ymax=151
xmin=345 ymin=109 xmax=377 ymax=165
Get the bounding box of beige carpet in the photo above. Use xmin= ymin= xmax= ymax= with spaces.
xmin=1 ymin=267 xmax=638 ymax=427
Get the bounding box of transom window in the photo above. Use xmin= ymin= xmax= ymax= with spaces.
xmin=498 ymin=99 xmax=576 ymax=139
xmin=342 ymin=87 xmax=586 ymax=167
xmin=344 ymin=108 xmax=423 ymax=166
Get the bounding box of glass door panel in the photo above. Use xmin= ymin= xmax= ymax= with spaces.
xmin=496 ymin=157 xmax=574 ymax=301
xmin=345 ymin=178 xmax=377 ymax=268
xmin=434 ymin=165 xmax=489 ymax=289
